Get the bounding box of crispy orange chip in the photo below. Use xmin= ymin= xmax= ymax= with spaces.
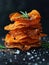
xmin=4 ymin=10 xmax=47 ymax=51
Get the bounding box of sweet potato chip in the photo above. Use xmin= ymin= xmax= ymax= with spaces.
xmin=4 ymin=10 xmax=47 ymax=51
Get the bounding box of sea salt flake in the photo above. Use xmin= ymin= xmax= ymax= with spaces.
xmin=32 ymin=51 xmax=34 ymax=54
xmin=14 ymin=50 xmax=20 ymax=54
xmin=31 ymin=56 xmax=34 ymax=59
xmin=33 ymin=49 xmax=36 ymax=52
xmin=29 ymin=56 xmax=34 ymax=60
xmin=42 ymin=58 xmax=45 ymax=61
xmin=27 ymin=52 xmax=31 ymax=55
xmin=46 ymin=51 xmax=48 ymax=54
xmin=23 ymin=58 xmax=25 ymax=61
xmin=5 ymin=62 xmax=7 ymax=64
xmin=14 ymin=55 xmax=17 ymax=59
xmin=9 ymin=58 xmax=12 ymax=62
xmin=37 ymin=57 xmax=40 ymax=60
xmin=34 ymin=54 xmax=37 ymax=57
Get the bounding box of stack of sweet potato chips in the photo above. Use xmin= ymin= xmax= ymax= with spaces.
xmin=4 ymin=10 xmax=47 ymax=51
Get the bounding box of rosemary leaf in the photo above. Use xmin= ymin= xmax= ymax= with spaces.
xmin=20 ymin=11 xmax=29 ymax=18
xmin=42 ymin=42 xmax=49 ymax=48
xmin=0 ymin=45 xmax=5 ymax=49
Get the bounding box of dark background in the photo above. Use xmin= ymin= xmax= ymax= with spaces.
xmin=0 ymin=0 xmax=49 ymax=37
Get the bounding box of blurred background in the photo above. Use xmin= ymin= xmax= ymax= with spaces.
xmin=0 ymin=0 xmax=49 ymax=42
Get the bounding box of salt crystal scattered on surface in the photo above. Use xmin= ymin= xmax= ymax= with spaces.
xmin=5 ymin=62 xmax=7 ymax=64
xmin=27 ymin=52 xmax=31 ymax=55
xmin=14 ymin=50 xmax=20 ymax=54
xmin=46 ymin=51 xmax=48 ymax=54
xmin=33 ymin=49 xmax=36 ymax=52
xmin=32 ymin=51 xmax=34 ymax=54
xmin=42 ymin=58 xmax=45 ymax=61
xmin=29 ymin=56 xmax=34 ymax=60
xmin=0 ymin=47 xmax=49 ymax=65
xmin=31 ymin=56 xmax=34 ymax=59
xmin=34 ymin=54 xmax=37 ymax=57
xmin=23 ymin=58 xmax=25 ymax=61
xmin=14 ymin=55 xmax=17 ymax=59
xmin=37 ymin=57 xmax=40 ymax=60
xmin=9 ymin=58 xmax=12 ymax=62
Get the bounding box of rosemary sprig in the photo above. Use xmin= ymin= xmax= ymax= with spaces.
xmin=20 ymin=11 xmax=29 ymax=18
xmin=42 ymin=42 xmax=49 ymax=48
xmin=0 ymin=45 xmax=5 ymax=49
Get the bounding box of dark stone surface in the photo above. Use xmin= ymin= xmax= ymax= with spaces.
xmin=0 ymin=48 xmax=49 ymax=65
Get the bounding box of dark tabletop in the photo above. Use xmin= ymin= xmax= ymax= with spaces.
xmin=0 ymin=48 xmax=49 ymax=65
